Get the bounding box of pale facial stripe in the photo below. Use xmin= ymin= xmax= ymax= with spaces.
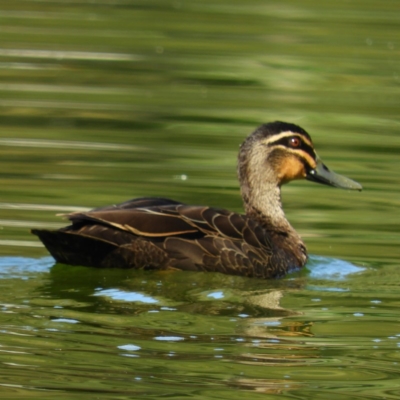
xmin=260 ymin=130 xmax=313 ymax=148
xmin=260 ymin=130 xmax=317 ymax=169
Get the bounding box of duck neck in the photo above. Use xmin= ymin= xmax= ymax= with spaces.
xmin=241 ymin=180 xmax=292 ymax=234
xmin=238 ymin=153 xmax=299 ymax=238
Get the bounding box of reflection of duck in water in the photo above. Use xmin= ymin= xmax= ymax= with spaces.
xmin=32 ymin=121 xmax=361 ymax=278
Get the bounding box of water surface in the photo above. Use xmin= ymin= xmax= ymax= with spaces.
xmin=0 ymin=0 xmax=400 ymax=398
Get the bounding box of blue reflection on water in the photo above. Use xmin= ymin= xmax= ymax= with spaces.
xmin=93 ymin=288 xmax=158 ymax=303
xmin=0 ymin=256 xmax=53 ymax=279
xmin=207 ymin=291 xmax=224 ymax=299
xmin=307 ymin=255 xmax=365 ymax=280
xmin=154 ymin=336 xmax=184 ymax=341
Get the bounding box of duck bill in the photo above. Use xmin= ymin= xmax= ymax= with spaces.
xmin=306 ymin=157 xmax=362 ymax=191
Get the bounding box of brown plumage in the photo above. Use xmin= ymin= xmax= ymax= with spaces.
xmin=32 ymin=121 xmax=362 ymax=279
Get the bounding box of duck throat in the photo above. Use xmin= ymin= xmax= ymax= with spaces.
xmin=241 ymin=176 xmax=291 ymax=233
xmin=239 ymin=170 xmax=307 ymax=267
xmin=238 ymin=151 xmax=297 ymax=236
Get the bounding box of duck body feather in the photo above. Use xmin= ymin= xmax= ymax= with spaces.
xmin=32 ymin=197 xmax=304 ymax=279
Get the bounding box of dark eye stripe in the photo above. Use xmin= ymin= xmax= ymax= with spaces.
xmin=269 ymin=136 xmax=316 ymax=159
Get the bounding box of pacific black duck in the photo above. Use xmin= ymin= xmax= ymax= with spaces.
xmin=32 ymin=121 xmax=362 ymax=279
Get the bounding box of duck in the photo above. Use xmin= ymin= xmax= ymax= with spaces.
xmin=32 ymin=121 xmax=362 ymax=279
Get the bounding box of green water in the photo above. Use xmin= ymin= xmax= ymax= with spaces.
xmin=0 ymin=0 xmax=400 ymax=398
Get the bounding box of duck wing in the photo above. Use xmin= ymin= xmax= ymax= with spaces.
xmin=33 ymin=197 xmax=278 ymax=277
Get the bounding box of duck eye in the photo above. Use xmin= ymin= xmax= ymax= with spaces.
xmin=289 ymin=137 xmax=301 ymax=148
